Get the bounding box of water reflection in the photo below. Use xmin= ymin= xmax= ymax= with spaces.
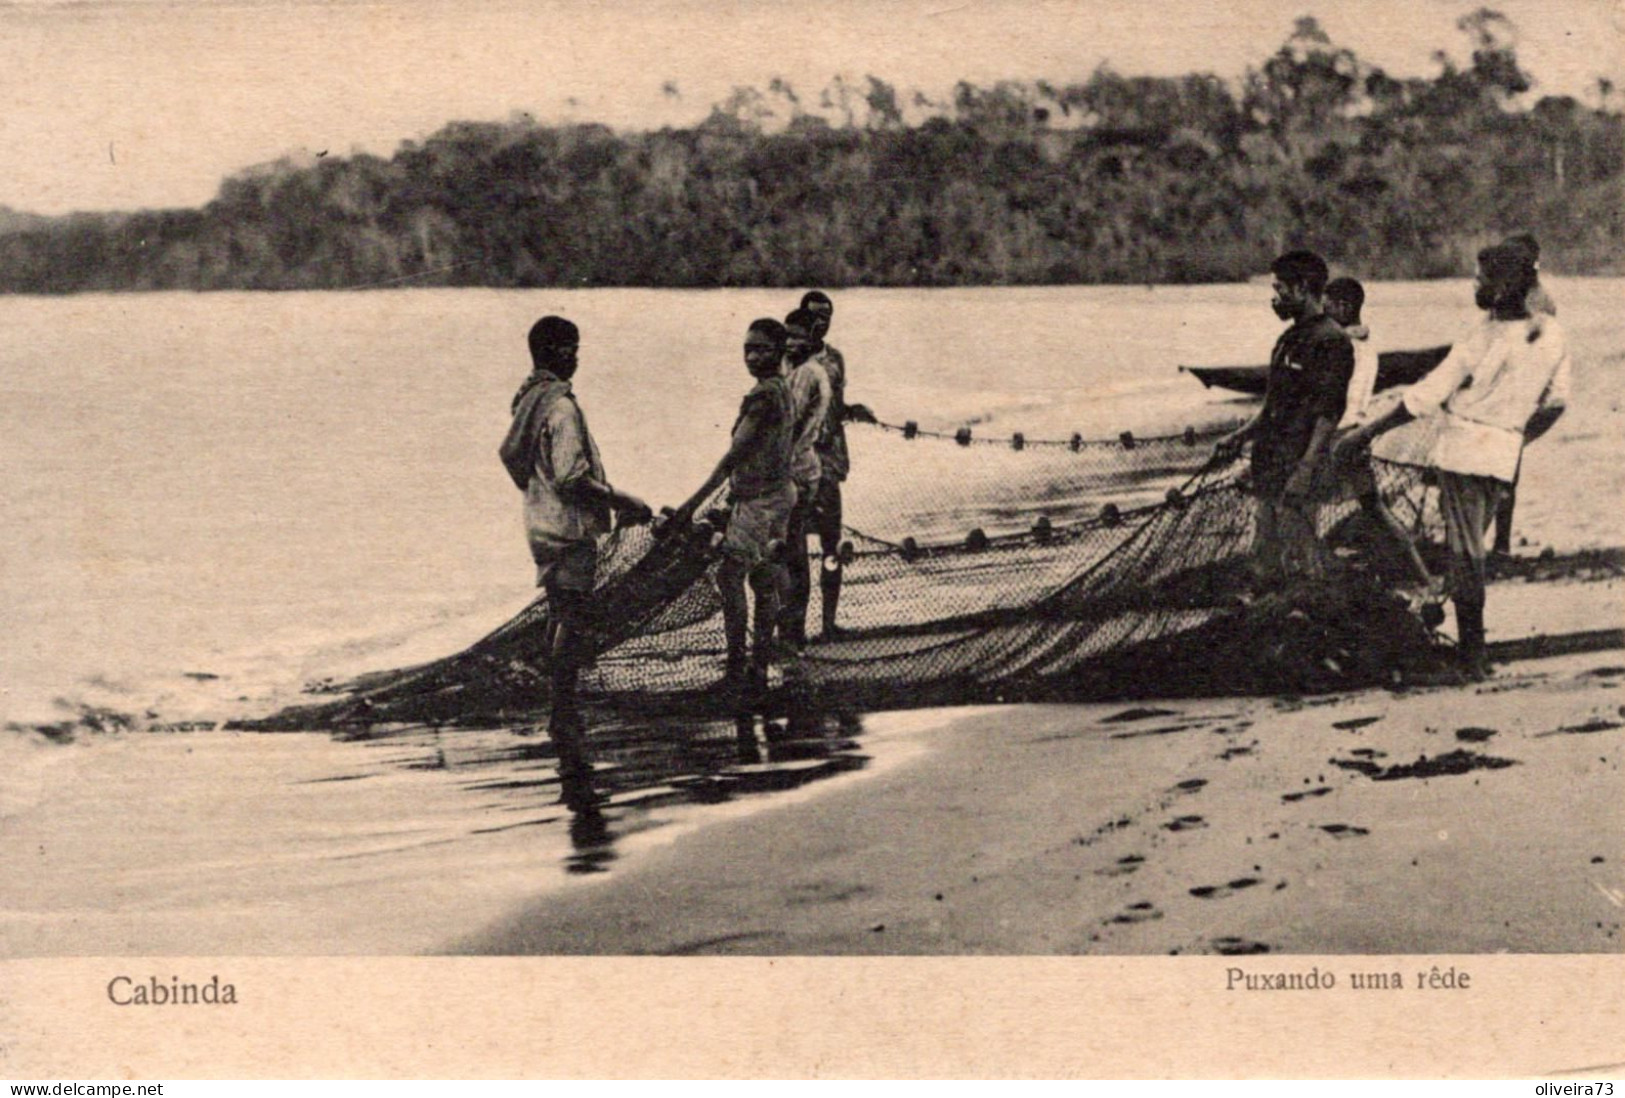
xmin=558 ymin=778 xmax=614 ymax=875
xmin=360 ymin=700 xmax=870 ymax=879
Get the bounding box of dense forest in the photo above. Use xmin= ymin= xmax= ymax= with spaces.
xmin=1 ymin=11 xmax=1620 ymax=292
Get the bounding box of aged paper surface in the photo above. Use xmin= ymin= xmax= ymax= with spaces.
xmin=2 ymin=0 xmax=1622 ymax=1079
xmin=0 ymin=957 xmax=1620 ymax=1078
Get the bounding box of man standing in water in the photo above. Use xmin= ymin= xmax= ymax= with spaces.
xmin=670 ymin=319 xmax=796 ymax=699
xmin=778 ymin=308 xmax=831 ymax=651
xmin=1322 ymin=276 xmax=1433 ymax=588
xmin=801 ymin=291 xmax=870 ymax=639
xmin=1335 ymin=243 xmax=1570 ymax=681
xmin=499 ymin=316 xmax=651 ymax=761
xmin=1216 ymin=251 xmax=1354 ymax=590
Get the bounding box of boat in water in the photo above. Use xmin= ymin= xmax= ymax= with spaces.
xmin=1180 ymin=345 xmax=1452 ymax=397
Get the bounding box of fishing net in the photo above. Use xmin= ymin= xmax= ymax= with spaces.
xmin=252 ymin=417 xmax=1448 ymax=730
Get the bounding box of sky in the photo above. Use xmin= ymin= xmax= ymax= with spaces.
xmin=1 ymin=0 xmax=1621 ymax=214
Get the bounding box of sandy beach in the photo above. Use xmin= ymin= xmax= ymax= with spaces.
xmin=1 ymin=283 xmax=1620 ymax=1079
xmin=3 ymin=572 xmax=1619 ymax=959
xmin=455 ymin=653 xmax=1624 ymax=957
xmin=4 ymin=0 xmax=1625 ymax=1073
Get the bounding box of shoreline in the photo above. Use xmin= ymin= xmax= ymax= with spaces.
xmin=448 ymin=571 xmax=1624 ymax=956
xmin=452 ymin=644 xmax=1625 ymax=956
xmin=0 ymin=702 xmax=948 ymax=957
xmin=1 ymin=573 xmax=1619 ymax=958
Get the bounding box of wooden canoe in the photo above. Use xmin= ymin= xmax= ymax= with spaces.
xmin=1180 ymin=345 xmax=1452 ymax=397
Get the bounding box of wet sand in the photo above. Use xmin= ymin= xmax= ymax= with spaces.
xmin=0 ymin=705 xmax=927 ymax=955
xmin=455 ymin=647 xmax=1625 ymax=955
xmin=454 ymin=578 xmax=1625 ymax=956
xmin=3 ymin=576 xmax=1620 ymax=958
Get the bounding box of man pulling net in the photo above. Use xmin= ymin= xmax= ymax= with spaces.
xmin=499 ymin=316 xmax=652 ymax=763
xmin=669 ymin=319 xmax=797 ymax=704
xmin=1337 ymin=242 xmax=1571 ymax=682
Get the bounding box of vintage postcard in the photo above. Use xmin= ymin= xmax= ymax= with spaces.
xmin=0 ymin=0 xmax=1621 ymax=1079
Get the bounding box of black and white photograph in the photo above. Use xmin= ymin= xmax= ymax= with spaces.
xmin=0 ymin=0 xmax=1621 ymax=1079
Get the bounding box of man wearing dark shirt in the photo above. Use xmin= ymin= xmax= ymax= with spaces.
xmin=1217 ymin=251 xmax=1354 ymax=589
xmin=672 ymin=319 xmax=795 ymax=697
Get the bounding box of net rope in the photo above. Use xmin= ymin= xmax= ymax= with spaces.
xmin=259 ymin=419 xmax=1445 ymax=729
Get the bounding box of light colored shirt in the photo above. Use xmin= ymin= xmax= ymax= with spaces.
xmin=1401 ymin=315 xmax=1572 ymax=482
xmin=1337 ymin=324 xmax=1379 ymax=429
xmin=785 ymin=355 xmax=831 ymax=488
xmin=814 ymin=343 xmax=851 ymax=482
xmin=499 ymin=371 xmax=611 ymax=550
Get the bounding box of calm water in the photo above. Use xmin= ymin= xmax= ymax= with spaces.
xmin=3 ymin=281 xmax=1622 ymax=728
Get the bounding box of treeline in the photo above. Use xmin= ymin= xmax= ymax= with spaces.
xmin=1 ymin=11 xmax=1621 ymax=292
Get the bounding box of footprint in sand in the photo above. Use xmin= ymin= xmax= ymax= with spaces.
xmin=1109 ymin=901 xmax=1164 ymax=925
xmin=1190 ymin=878 xmax=1262 ymax=899
xmin=1282 ymin=787 xmax=1332 ymax=802
xmin=1536 ymin=719 xmax=1625 ymax=738
xmin=1095 ymin=854 xmax=1146 ymax=878
xmin=1211 ymin=936 xmax=1272 ymax=955
xmin=1332 ymin=716 xmax=1382 ymax=731
xmin=1101 ymin=706 xmax=1181 ymax=724
xmin=785 ymin=881 xmax=873 ymax=906
xmin=1111 ymin=723 xmax=1200 ymax=740
xmin=1074 ymin=813 xmax=1137 ymax=847
xmin=1318 ymin=824 xmax=1371 ymax=839
xmin=1163 ymin=814 xmax=1208 ymax=832
xmin=1332 ymin=749 xmax=1517 ymax=780
xmin=1190 ymin=878 xmax=1263 ymax=900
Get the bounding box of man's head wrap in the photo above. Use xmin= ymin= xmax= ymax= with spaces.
xmin=1478 ymin=242 xmax=1538 ymax=296
xmin=1502 ymin=233 xmax=1542 ymax=270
